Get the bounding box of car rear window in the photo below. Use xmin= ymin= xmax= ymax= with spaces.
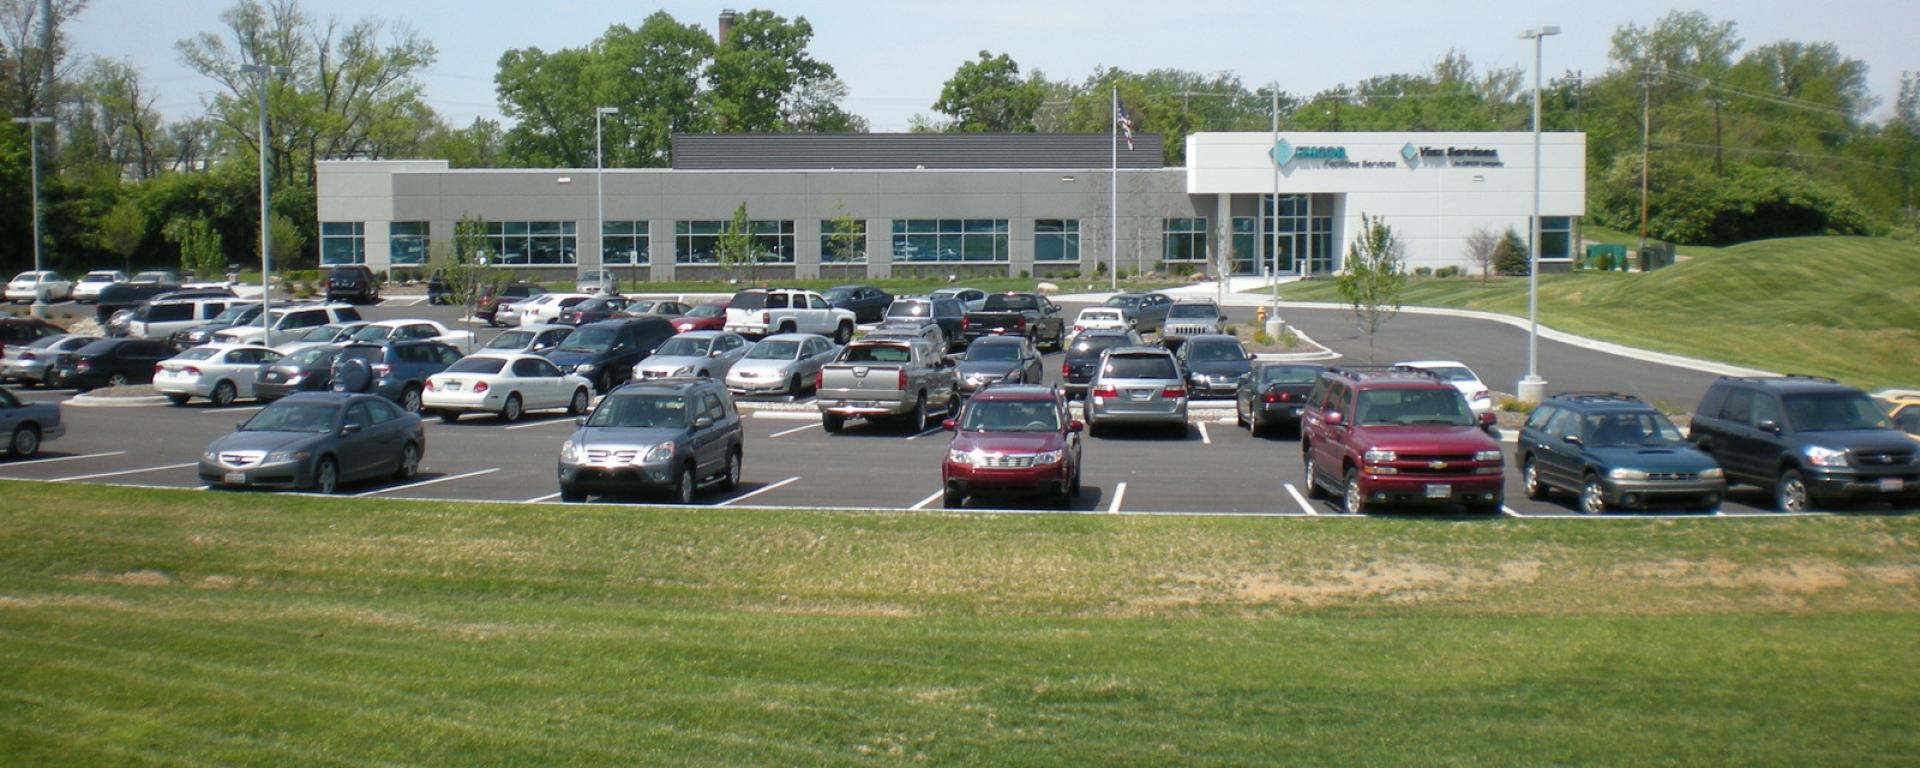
xmin=727 ymin=290 xmax=767 ymax=311
xmin=982 ymin=294 xmax=1037 ymax=311
xmin=1069 ymin=335 xmax=1131 ymax=358
xmin=1102 ymin=354 xmax=1177 ymax=379
xmin=842 ymin=344 xmax=911 ymax=363
xmin=887 ymin=300 xmax=930 ymax=318
xmin=445 ymin=357 xmax=506 ymax=375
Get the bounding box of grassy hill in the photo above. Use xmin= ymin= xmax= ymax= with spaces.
xmin=1278 ymin=236 xmax=1920 ymax=389
xmin=2 ymin=482 xmax=1916 ymax=765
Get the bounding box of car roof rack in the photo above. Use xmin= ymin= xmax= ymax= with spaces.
xmin=1553 ymin=391 xmax=1642 ymax=403
xmin=1327 ymin=364 xmax=1442 ymax=382
xmin=1718 ymin=373 xmax=1841 ymax=385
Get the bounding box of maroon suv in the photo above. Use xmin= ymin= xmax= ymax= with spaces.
xmin=1300 ymin=366 xmax=1505 ymax=514
xmin=940 ymin=384 xmax=1083 ymax=509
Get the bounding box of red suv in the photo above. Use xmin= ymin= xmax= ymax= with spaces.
xmin=940 ymin=384 xmax=1083 ymax=508
xmin=1301 ymin=366 xmax=1505 ymax=514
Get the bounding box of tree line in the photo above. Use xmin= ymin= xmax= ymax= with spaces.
xmin=0 ymin=4 xmax=1913 ymax=278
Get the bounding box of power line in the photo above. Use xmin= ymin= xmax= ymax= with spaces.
xmin=1656 ymin=69 xmax=1855 ymax=118
xmin=1661 ymin=140 xmax=1916 ymax=173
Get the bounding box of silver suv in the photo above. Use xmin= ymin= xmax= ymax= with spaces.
xmin=1161 ymin=300 xmax=1225 ymax=345
xmin=556 ymin=377 xmax=744 ymax=504
xmin=1082 ymin=345 xmax=1188 ymax=436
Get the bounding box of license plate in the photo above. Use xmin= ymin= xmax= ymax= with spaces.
xmin=1880 ymin=478 xmax=1905 ymax=492
xmin=1425 ymin=484 xmax=1451 ymax=499
xmin=444 ymin=381 xmax=462 ymax=391
xmin=1289 ymin=406 xmax=1303 ymax=416
xmin=1128 ymin=389 xmax=1151 ymax=400
xmin=223 ymin=472 xmax=246 ymax=485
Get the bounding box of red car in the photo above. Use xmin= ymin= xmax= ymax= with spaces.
xmin=941 ymin=384 xmax=1083 ymax=508
xmin=1300 ymin=365 xmax=1505 ymax=515
xmin=671 ymin=301 xmax=729 ymax=334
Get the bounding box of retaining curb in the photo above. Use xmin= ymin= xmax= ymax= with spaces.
xmin=65 ymin=394 xmax=171 ymax=408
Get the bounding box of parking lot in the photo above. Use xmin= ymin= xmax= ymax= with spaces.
xmin=1 ymin=293 xmax=1898 ymax=517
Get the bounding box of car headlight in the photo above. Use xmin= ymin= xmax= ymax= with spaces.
xmin=1608 ymin=468 xmax=1650 ymax=481
xmin=1364 ymin=449 xmax=1397 ymax=463
xmin=201 ymin=449 xmax=218 ymax=462
xmin=643 ymin=442 xmax=675 ymax=463
xmin=575 ymin=363 xmax=597 ymax=375
xmin=1474 ymin=450 xmax=1503 ymax=462
xmin=559 ymin=440 xmax=581 ymax=463
xmin=1032 ymin=450 xmax=1063 ymax=465
xmin=266 ymin=450 xmax=310 ymax=464
xmin=947 ymin=449 xmax=973 ymax=466
xmin=1700 ymin=467 xmax=1725 ymax=479
xmin=674 ymin=366 xmax=694 ymax=376
xmin=1803 ymin=445 xmax=1848 ymax=468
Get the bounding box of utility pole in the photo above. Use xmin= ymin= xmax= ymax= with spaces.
xmin=242 ymin=63 xmax=291 ymax=343
xmin=1573 ymin=69 xmax=1583 ymax=132
xmin=1710 ymin=95 xmax=1724 ymax=176
xmin=12 ymin=116 xmax=50 ymax=317
xmin=1639 ymin=70 xmax=1655 ymax=253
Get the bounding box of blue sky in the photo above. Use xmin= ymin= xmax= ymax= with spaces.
xmin=73 ymin=0 xmax=1915 ymax=131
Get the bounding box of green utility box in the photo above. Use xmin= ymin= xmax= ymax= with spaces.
xmin=1638 ymin=242 xmax=1674 ymax=272
xmin=1584 ymin=243 xmax=1626 ymax=271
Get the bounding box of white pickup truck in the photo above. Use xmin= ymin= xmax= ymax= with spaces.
xmin=724 ymin=288 xmax=857 ymax=343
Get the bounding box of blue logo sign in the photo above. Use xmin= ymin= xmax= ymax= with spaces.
xmin=1270 ymin=139 xmax=1294 ymax=167
xmin=1401 ymin=142 xmax=1419 ymax=162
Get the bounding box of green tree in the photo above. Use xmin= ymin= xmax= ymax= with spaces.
xmin=262 ymin=212 xmax=303 ymax=270
xmin=716 ymin=202 xmax=758 ymax=282
xmin=593 ymin=12 xmax=716 ymax=163
xmin=703 ymin=9 xmax=836 ymax=133
xmin=433 ymin=215 xmax=503 ymax=330
xmin=423 ymin=117 xmax=505 ymax=169
xmin=1493 ymin=227 xmax=1530 ymax=276
xmin=166 ymin=217 xmax=226 ymax=280
xmin=934 ymin=51 xmax=1044 ymax=132
xmin=98 ymin=196 xmax=145 ymax=274
xmin=822 ymin=201 xmax=863 ymax=262
xmin=1335 ymin=214 xmax=1407 ymax=363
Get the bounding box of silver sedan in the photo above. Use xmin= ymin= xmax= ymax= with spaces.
xmin=725 ymin=333 xmax=841 ymax=397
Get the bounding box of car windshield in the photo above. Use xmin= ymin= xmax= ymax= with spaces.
xmin=485 ymin=330 xmax=536 ymax=350
xmin=961 ymin=399 xmax=1060 ymax=432
xmin=823 ymin=289 xmax=852 ymax=302
xmin=133 ymin=272 xmax=170 ymax=282
xmin=1783 ymin=391 xmax=1893 ymax=432
xmin=887 ymin=301 xmax=930 ymax=318
xmin=588 ymin=394 xmax=689 ymax=429
xmin=968 ymin=342 xmax=1021 ymax=362
xmin=1187 ymin=341 xmax=1246 ymax=362
xmin=299 ymin=325 xmax=344 ymax=342
xmin=560 ymin=326 xmax=619 ymax=353
xmin=210 ymin=305 xmax=258 ymax=323
xmin=623 ymin=300 xmax=655 ymax=312
xmin=655 ymin=338 xmax=710 ymax=357
xmin=746 ymin=340 xmax=801 ymax=360
xmin=1583 ymin=411 xmax=1686 ymax=446
xmin=1354 ymin=388 xmax=1474 ymax=427
xmin=81 ymin=274 xmax=115 ymax=282
xmin=687 ymin=304 xmax=724 ymax=319
xmin=1414 ymin=365 xmax=1478 ymax=383
xmin=1168 ymin=304 xmax=1217 ymax=319
xmin=445 ymin=357 xmax=506 ymax=375
xmin=9 ymin=272 xmax=34 ymax=281
xmin=1103 ymin=354 xmax=1177 ymax=380
xmin=1261 ymin=365 xmax=1322 ymax=384
xmin=285 ymin=347 xmax=335 ymax=366
xmin=173 ymin=348 xmax=219 ymax=361
xmin=24 ymin=335 xmax=65 ymax=349
xmin=349 ymin=325 xmax=396 ymax=342
xmin=982 ymin=295 xmax=1037 ymax=311
xmin=241 ymin=402 xmax=338 ymax=433
xmin=1104 ymin=296 xmax=1142 ymax=309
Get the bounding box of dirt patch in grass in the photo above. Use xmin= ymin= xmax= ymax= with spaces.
xmin=69 ymin=569 xmax=173 ymax=587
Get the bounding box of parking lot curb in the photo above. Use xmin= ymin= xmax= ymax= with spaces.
xmin=65 ymin=394 xmax=170 ymax=408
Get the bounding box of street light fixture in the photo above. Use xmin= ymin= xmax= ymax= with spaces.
xmin=594 ymin=106 xmax=618 ymax=291
xmin=240 ymin=63 xmax=291 ymax=343
xmin=11 ymin=116 xmax=51 ymax=317
xmin=1517 ymin=24 xmax=1560 ymax=404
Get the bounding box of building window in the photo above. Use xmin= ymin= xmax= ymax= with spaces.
xmin=1162 ymin=218 xmax=1208 ymax=263
xmin=890 ymin=219 xmax=1009 ymax=262
xmin=820 ymin=219 xmax=868 ymax=263
xmin=1538 ymin=216 xmax=1573 ymax=260
xmin=1230 ymin=217 xmax=1258 ymax=274
xmin=603 ymin=221 xmax=649 ymax=265
xmin=1034 ymin=219 xmax=1079 ymax=262
xmin=675 ymin=220 xmax=795 ymax=264
xmin=320 ymin=222 xmax=365 ymax=265
xmin=389 ymin=222 xmax=428 ymax=266
xmin=482 ymin=221 xmax=576 ymax=265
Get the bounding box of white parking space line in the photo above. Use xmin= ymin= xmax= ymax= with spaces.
xmin=354 ymin=468 xmax=500 ymax=497
xmin=1500 ymin=505 xmax=1523 ymax=518
xmin=523 ymin=491 xmax=562 ymax=503
xmin=908 ymin=489 xmax=944 ymax=510
xmin=1284 ymin=483 xmax=1318 ymax=516
xmin=0 ymin=450 xmax=126 ymax=468
xmin=503 ymin=417 xmax=575 ymax=431
xmin=769 ymin=423 xmax=817 ymax=438
xmin=201 ymin=406 xmax=263 ymax=415
xmin=1107 ymin=482 xmax=1128 ymax=514
xmin=717 ymin=476 xmax=800 ymax=506
xmin=751 ymin=411 xmax=818 ymax=421
xmin=904 ymin=426 xmax=944 ymax=441
xmin=381 ymin=297 xmax=428 ymax=307
xmin=50 ymin=462 xmax=198 ymax=483
xmin=1197 ymin=422 xmax=1211 ymax=445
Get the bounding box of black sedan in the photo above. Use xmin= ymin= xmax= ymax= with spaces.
xmin=254 ymin=344 xmax=345 ymax=401
xmin=955 ymin=335 xmax=1043 ymax=398
xmin=560 ymin=295 xmax=632 ymax=326
xmin=824 ymin=285 xmax=892 ymax=324
xmin=53 ymin=338 xmax=175 ymax=390
xmin=199 ymin=392 xmax=425 ymax=494
xmin=1235 ymin=362 xmax=1325 ymax=437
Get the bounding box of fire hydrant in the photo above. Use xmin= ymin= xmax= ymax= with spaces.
xmin=1255 ymin=306 xmax=1269 ymax=324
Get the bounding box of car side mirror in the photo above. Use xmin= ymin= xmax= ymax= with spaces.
xmin=1068 ymin=419 xmax=1084 ymax=433
xmin=1563 ymin=433 xmax=1583 ymax=445
xmin=342 ymin=423 xmax=363 ymax=435
xmin=1479 ymin=411 xmax=1498 ymax=428
xmin=694 ymin=416 xmax=714 ymax=429
xmin=942 ymin=418 xmax=956 ymax=431
xmin=574 ymin=416 xmax=587 ymax=426
xmin=1323 ymin=411 xmax=1344 ymax=427
xmin=1756 ymin=419 xmax=1781 ymax=434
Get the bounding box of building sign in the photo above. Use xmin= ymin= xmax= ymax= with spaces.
xmin=1400 ymin=143 xmax=1505 ymax=168
xmin=1271 ymin=139 xmax=1400 ymax=169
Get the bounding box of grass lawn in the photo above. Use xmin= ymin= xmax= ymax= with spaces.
xmin=1276 ymin=236 xmax=1920 ymax=390
xmin=1 ymin=482 xmax=1915 ymax=765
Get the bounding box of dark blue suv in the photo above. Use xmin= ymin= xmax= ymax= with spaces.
xmin=329 ymin=340 xmax=462 ymax=413
xmin=1518 ymin=392 xmax=1726 ymax=514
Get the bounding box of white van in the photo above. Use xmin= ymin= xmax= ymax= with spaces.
xmin=123 ymin=298 xmax=238 ymax=340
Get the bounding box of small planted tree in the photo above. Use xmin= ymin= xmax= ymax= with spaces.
xmin=1463 ymin=226 xmax=1498 ymax=282
xmin=99 ymin=197 xmax=145 ymax=275
xmin=165 ymin=217 xmax=225 ymax=281
xmin=716 ymin=201 xmax=759 ymax=283
xmin=1493 ymin=227 xmax=1530 ymax=276
xmin=1335 ymin=213 xmax=1408 ymax=364
xmin=434 ymin=215 xmax=504 ymax=330
xmin=823 ymin=201 xmax=864 ymax=263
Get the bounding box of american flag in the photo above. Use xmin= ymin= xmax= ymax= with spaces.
xmin=1115 ymin=104 xmax=1135 ymax=151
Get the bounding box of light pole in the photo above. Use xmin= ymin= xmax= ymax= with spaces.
xmin=594 ymin=106 xmax=617 ymax=290
xmin=11 ymin=116 xmax=51 ymax=317
xmin=241 ymin=63 xmax=291 ymax=343
xmin=1517 ymin=25 xmax=1559 ymax=404
xmin=1268 ymin=82 xmax=1281 ymax=331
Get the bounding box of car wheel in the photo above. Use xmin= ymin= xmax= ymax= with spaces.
xmin=943 ymin=487 xmax=965 ymax=509
xmin=724 ymin=448 xmax=742 ymax=491
xmin=439 ymin=410 xmax=460 ymax=424
xmin=211 ymin=380 xmax=237 ymax=407
xmin=313 ymin=457 xmax=339 ymax=494
xmin=1579 ymin=476 xmax=1610 ymax=515
xmin=107 ymin=372 xmax=130 ymax=387
xmin=1776 ymin=469 xmax=1812 ymax=513
xmin=595 ymin=371 xmax=612 ymax=394
xmin=822 ymin=412 xmax=844 ymax=434
xmin=944 ymin=391 xmax=960 ymax=417
xmin=1069 ymin=462 xmax=1083 ymax=497
xmin=567 ymin=388 xmax=591 ymax=416
xmin=166 ymin=393 xmax=191 ymax=406
xmin=833 ymin=322 xmax=852 ymax=345
xmin=396 ymin=442 xmax=419 ymax=481
xmin=788 ymin=374 xmax=803 ymax=397
xmin=1235 ymin=404 xmax=1248 ymax=427
xmin=8 ymin=425 xmax=40 ymax=458
xmin=559 ymin=487 xmax=587 ymax=503
xmin=910 ymin=392 xmax=928 ymax=433
xmin=401 ymin=385 xmax=423 ymax=414
xmin=675 ymin=464 xmax=697 ymax=505
xmin=1523 ymin=457 xmax=1549 ymax=500
xmin=1343 ymin=469 xmax=1369 ymax=515
xmin=499 ymin=393 xmax=523 ymax=422
xmin=1302 ymin=452 xmax=1327 ymax=499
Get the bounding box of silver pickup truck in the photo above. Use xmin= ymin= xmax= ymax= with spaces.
xmin=816 ymin=338 xmax=959 ymax=433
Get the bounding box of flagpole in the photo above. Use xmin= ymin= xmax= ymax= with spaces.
xmin=1110 ymin=83 xmax=1118 ymax=294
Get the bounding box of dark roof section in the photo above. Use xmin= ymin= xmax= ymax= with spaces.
xmin=671 ymin=133 xmax=1166 ymax=171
